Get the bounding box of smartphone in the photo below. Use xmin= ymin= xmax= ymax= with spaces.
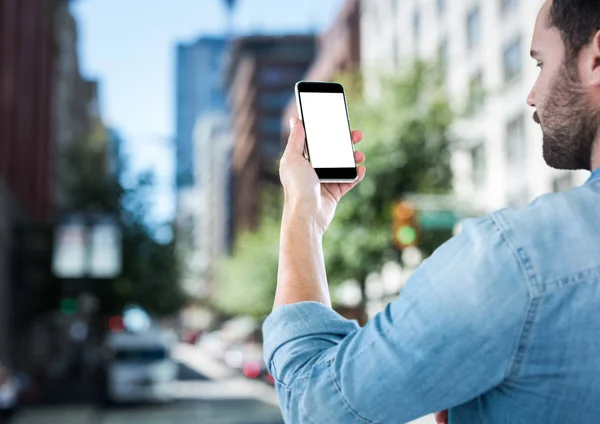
xmin=294 ymin=81 xmax=358 ymax=183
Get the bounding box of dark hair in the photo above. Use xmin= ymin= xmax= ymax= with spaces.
xmin=549 ymin=0 xmax=600 ymax=59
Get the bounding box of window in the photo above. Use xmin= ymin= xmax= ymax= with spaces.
xmin=553 ymin=173 xmax=574 ymax=192
xmin=437 ymin=0 xmax=446 ymax=16
xmin=466 ymin=6 xmax=482 ymax=51
xmin=260 ymin=92 xmax=292 ymax=109
xmin=504 ymin=37 xmax=522 ymax=82
xmin=413 ymin=8 xmax=421 ymax=45
xmin=260 ymin=68 xmax=288 ymax=85
xmin=261 ymin=139 xmax=282 ymax=158
xmin=471 ymin=143 xmax=486 ymax=188
xmin=501 ymin=0 xmax=518 ymax=14
xmin=260 ymin=117 xmax=281 ymax=135
xmin=438 ymin=39 xmax=448 ymax=70
xmin=505 ymin=115 xmax=528 ymax=207
xmin=468 ymin=72 xmax=485 ymax=113
xmin=505 ymin=115 xmax=525 ymax=166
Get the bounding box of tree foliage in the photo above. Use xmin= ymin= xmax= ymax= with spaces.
xmin=325 ymin=62 xmax=454 ymax=303
xmin=213 ymin=62 xmax=454 ymax=320
xmin=63 ymin=125 xmax=186 ymax=317
xmin=214 ymin=215 xmax=280 ymax=319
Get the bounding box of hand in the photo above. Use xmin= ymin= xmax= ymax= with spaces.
xmin=279 ymin=117 xmax=366 ymax=234
xmin=435 ymin=410 xmax=448 ymax=424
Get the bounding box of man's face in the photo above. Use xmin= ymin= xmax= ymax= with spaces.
xmin=528 ymin=1 xmax=600 ymax=171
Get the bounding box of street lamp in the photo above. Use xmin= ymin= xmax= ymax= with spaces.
xmin=222 ymin=0 xmax=238 ymax=39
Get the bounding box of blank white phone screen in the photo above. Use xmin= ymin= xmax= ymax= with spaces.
xmin=299 ymin=92 xmax=355 ymax=169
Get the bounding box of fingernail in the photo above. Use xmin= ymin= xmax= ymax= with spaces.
xmin=289 ymin=117 xmax=296 ymax=129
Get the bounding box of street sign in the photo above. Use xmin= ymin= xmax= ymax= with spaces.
xmin=418 ymin=210 xmax=461 ymax=230
xmin=52 ymin=214 xmax=122 ymax=279
xmin=88 ymin=217 xmax=122 ymax=278
xmin=52 ymin=218 xmax=87 ymax=278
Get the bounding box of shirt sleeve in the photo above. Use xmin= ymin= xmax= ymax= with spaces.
xmin=262 ymin=215 xmax=531 ymax=424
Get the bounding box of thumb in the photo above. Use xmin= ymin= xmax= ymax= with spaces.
xmin=285 ymin=117 xmax=306 ymax=156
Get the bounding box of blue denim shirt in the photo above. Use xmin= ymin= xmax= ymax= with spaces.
xmin=263 ymin=168 xmax=600 ymax=424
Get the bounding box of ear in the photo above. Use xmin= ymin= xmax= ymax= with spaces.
xmin=589 ymin=30 xmax=600 ymax=87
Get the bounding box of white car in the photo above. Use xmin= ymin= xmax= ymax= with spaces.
xmin=104 ymin=330 xmax=178 ymax=403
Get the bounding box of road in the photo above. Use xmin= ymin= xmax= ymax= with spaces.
xmin=9 ymin=399 xmax=283 ymax=424
xmin=8 ymin=344 xmax=435 ymax=424
xmin=9 ymin=344 xmax=284 ymax=424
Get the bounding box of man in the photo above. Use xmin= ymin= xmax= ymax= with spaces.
xmin=263 ymin=0 xmax=600 ymax=422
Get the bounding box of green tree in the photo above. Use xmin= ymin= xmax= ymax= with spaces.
xmin=324 ymin=63 xmax=454 ymax=321
xmin=214 ymin=214 xmax=280 ymax=319
xmin=212 ymin=62 xmax=454 ymax=322
xmin=62 ymin=126 xmax=186 ymax=317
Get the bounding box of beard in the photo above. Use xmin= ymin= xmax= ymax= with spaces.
xmin=539 ymin=63 xmax=600 ymax=171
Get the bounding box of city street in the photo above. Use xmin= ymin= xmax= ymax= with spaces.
xmin=8 ymin=345 xmax=284 ymax=424
xmin=9 ymin=399 xmax=283 ymax=424
xmin=7 ymin=344 xmax=436 ymax=424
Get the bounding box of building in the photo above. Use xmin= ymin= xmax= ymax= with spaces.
xmin=0 ymin=0 xmax=59 ymax=365
xmin=360 ymin=0 xmax=588 ymax=214
xmin=178 ymin=113 xmax=232 ymax=298
xmin=53 ymin=0 xmax=101 ymax=212
xmin=281 ymin=0 xmax=361 ymax=136
xmin=225 ymin=35 xmax=316 ymax=238
xmin=175 ymin=37 xmax=229 ymax=190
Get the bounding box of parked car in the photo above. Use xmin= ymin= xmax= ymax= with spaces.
xmin=224 ymin=343 xmax=273 ymax=384
xmin=102 ymin=329 xmax=178 ymax=404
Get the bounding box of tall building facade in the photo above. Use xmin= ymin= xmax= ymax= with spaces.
xmin=0 ymin=0 xmax=58 ymax=365
xmin=282 ymin=0 xmax=361 ymax=140
xmin=360 ymin=0 xmax=588 ymax=214
xmin=179 ymin=113 xmax=232 ymax=298
xmin=175 ymin=37 xmax=228 ymax=189
xmin=53 ymin=0 xmax=101 ymax=212
xmin=225 ymin=35 xmax=316 ymax=239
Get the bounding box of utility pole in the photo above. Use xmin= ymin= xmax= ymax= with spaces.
xmin=223 ymin=0 xmax=238 ymax=41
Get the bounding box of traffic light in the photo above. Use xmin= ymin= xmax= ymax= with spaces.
xmin=60 ymin=297 xmax=79 ymax=315
xmin=392 ymin=201 xmax=419 ymax=249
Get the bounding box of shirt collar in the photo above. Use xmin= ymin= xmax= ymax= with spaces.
xmin=587 ymin=167 xmax=600 ymax=183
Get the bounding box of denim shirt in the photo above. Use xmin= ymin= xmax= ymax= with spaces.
xmin=263 ymin=168 xmax=600 ymax=424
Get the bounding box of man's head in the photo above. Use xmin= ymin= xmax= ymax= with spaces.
xmin=528 ymin=0 xmax=600 ymax=171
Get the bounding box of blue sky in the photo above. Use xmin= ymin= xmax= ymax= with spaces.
xmin=71 ymin=0 xmax=345 ymax=223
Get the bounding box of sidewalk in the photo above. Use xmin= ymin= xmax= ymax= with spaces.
xmin=9 ymin=406 xmax=98 ymax=424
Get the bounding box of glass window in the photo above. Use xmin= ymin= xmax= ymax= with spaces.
xmin=260 ymin=117 xmax=282 ymax=135
xmin=501 ymin=0 xmax=518 ymax=14
xmin=413 ymin=8 xmax=421 ymax=45
xmin=466 ymin=6 xmax=481 ymax=51
xmin=505 ymin=114 xmax=528 ymax=207
xmin=471 ymin=143 xmax=486 ymax=188
xmin=260 ymin=92 xmax=292 ymax=109
xmin=504 ymin=37 xmax=522 ymax=82
xmin=438 ymin=39 xmax=448 ymax=70
xmin=261 ymin=139 xmax=282 ymax=158
xmin=260 ymin=68 xmax=289 ymax=85
xmin=468 ymin=72 xmax=484 ymax=113
xmin=505 ymin=115 xmax=525 ymax=165
xmin=553 ymin=173 xmax=574 ymax=192
xmin=437 ymin=0 xmax=446 ymax=16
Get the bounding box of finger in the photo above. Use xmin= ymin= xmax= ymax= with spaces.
xmin=435 ymin=410 xmax=448 ymax=423
xmin=351 ymin=130 xmax=363 ymax=144
xmin=338 ymin=166 xmax=366 ymax=198
xmin=354 ymin=150 xmax=365 ymax=164
xmin=284 ymin=117 xmax=306 ymax=156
